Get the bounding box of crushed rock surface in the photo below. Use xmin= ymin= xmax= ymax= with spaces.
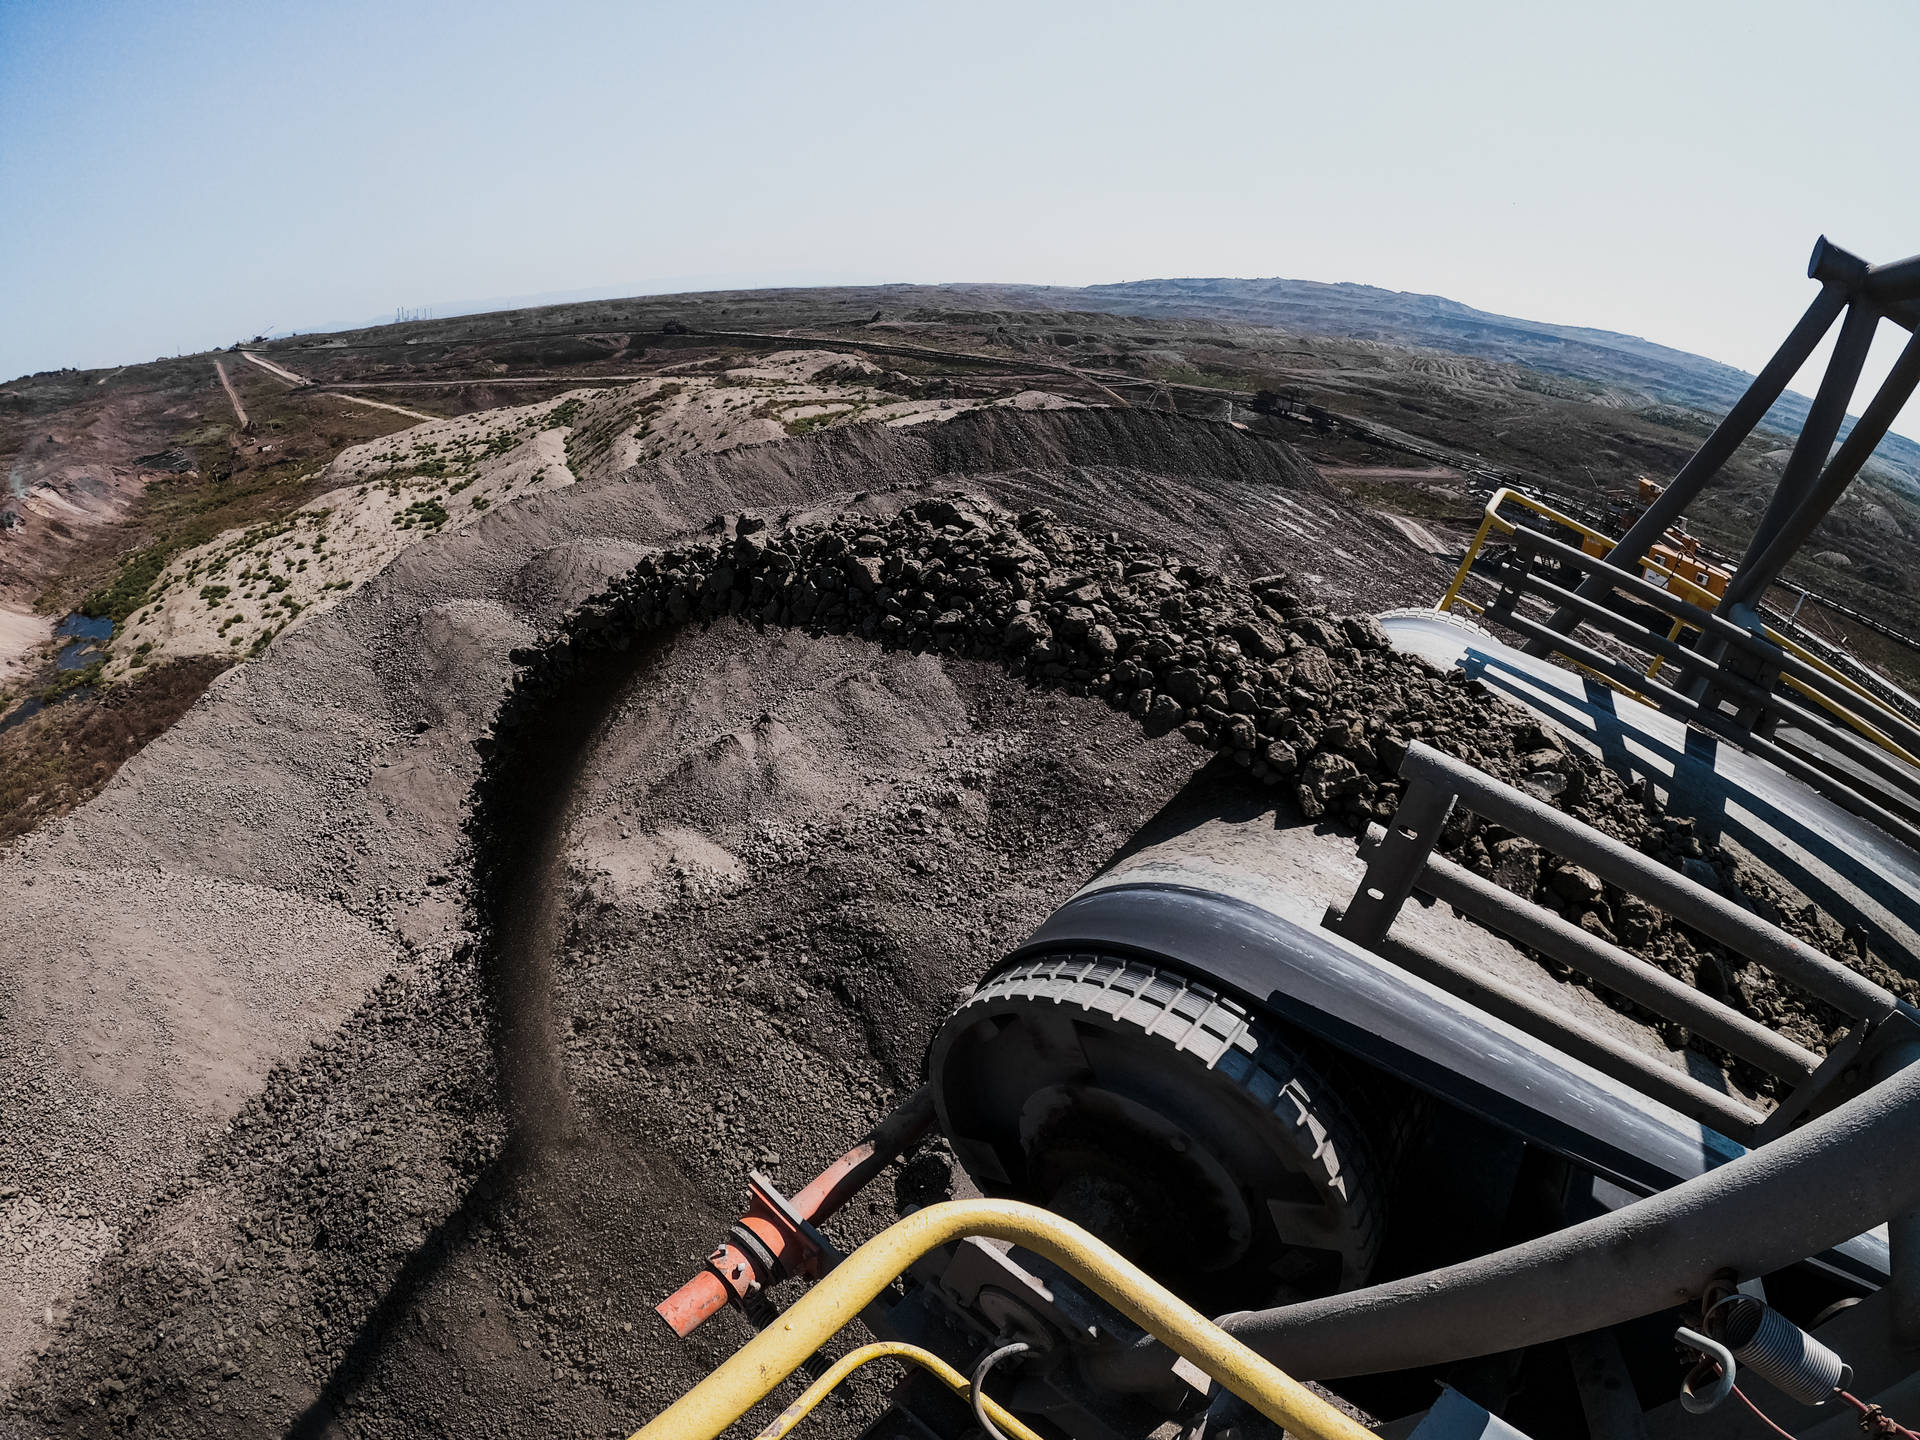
xmin=1 ymin=408 xmax=1427 ymax=1430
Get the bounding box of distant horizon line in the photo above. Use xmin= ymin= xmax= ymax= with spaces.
xmin=7 ymin=273 xmax=1912 ymax=452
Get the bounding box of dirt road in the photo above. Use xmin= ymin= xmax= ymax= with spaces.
xmin=324 ymin=392 xmax=438 ymax=422
xmin=212 ymin=358 xmax=250 ymax=432
xmin=239 ymin=349 xmax=306 ymax=386
xmin=318 ymin=375 xmax=653 ymax=389
xmin=241 ymin=349 xmax=436 ymax=422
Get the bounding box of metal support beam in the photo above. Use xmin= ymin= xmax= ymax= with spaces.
xmin=1529 ymin=279 xmax=1849 ymax=651
xmin=1567 ymin=1328 xmax=1653 ymax=1440
xmin=1488 ymin=598 xmax=1920 ymax=860
xmin=1505 ymin=524 xmax=1920 ymax=762
xmin=1362 ymin=829 xmax=1819 ymax=1080
xmin=1331 ymin=779 xmax=1453 ymax=948
xmin=1352 ymin=915 xmax=1765 ymax=1142
xmin=1728 ymin=327 xmax=1920 ymax=612
xmin=1396 ymin=744 xmax=1899 ymax=1021
xmin=1867 ymin=250 xmax=1920 ymax=306
xmin=1754 ymin=1008 xmax=1920 ymax=1145
xmin=1087 ymin=1057 xmax=1920 ymax=1386
xmin=1488 ymin=548 xmax=1920 ymax=813
xmin=1872 ymin=1034 xmax=1920 ymax=1349
xmin=1726 ymin=299 xmax=1884 ymax=602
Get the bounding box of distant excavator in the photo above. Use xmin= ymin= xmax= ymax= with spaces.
xmin=638 ymin=236 xmax=1920 ymax=1440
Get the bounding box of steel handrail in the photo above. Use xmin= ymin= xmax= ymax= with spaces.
xmin=1766 ymin=625 xmax=1920 ymax=766
xmin=1436 ymin=488 xmax=1711 ymax=705
xmin=629 ymin=1199 xmax=1375 ymax=1440
xmin=748 ymin=1342 xmax=1047 ymax=1440
xmin=1499 ymin=521 xmax=1920 ymax=770
xmin=1439 ymin=488 xmax=1920 ymax=765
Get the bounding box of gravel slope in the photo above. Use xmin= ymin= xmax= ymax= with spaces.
xmin=1 ymin=409 xmax=1443 ymax=1433
xmin=8 ymin=405 xmax=1899 ymax=1439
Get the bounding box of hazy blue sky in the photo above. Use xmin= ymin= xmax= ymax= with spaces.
xmin=3 ymin=0 xmax=1915 ymax=436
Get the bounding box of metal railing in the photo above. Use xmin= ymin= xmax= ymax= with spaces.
xmin=1439 ymin=489 xmax=1917 ymax=762
xmin=1436 ymin=488 xmax=1920 ymax=849
xmin=629 ymin=1199 xmax=1375 ymax=1440
xmin=1329 ymin=742 xmax=1908 ymax=1145
xmin=748 ymin=1342 xmax=1047 ymax=1440
xmin=1497 ymin=527 xmax=1920 ymax=764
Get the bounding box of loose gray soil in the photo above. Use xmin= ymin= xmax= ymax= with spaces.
xmin=0 ymin=410 xmax=1444 ymax=1436
xmin=2 ymin=408 xmax=1905 ymax=1440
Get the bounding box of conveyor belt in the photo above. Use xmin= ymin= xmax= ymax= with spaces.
xmin=1379 ymin=609 xmax=1920 ymax=984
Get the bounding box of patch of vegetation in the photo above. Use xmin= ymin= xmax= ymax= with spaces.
xmin=38 ymin=659 xmax=104 ymax=704
xmin=0 ymin=655 xmax=236 ymax=842
xmin=393 ymin=498 xmax=450 ymax=531
xmin=79 ymin=546 xmax=171 ymax=622
xmin=547 ymin=398 xmax=585 ymax=428
xmin=784 ymin=406 xmax=858 ymax=436
xmin=1332 ymin=477 xmax=1481 ymax=524
xmin=480 ymin=426 xmax=527 ymax=460
xmin=199 ymin=584 xmax=232 ymax=607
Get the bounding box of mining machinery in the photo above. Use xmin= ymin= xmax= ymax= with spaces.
xmin=639 ymin=237 xmax=1920 ymax=1440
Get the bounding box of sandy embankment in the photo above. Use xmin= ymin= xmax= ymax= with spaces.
xmin=0 ymin=606 xmax=54 ymax=690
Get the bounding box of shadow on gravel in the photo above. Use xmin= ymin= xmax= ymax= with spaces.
xmin=284 ymin=1153 xmax=517 ymax=1440
xmin=285 ymin=637 xmax=669 ymax=1437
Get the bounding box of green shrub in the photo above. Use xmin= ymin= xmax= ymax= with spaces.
xmin=393 ymin=498 xmax=450 ymax=531
xmin=80 ymin=546 xmax=170 ymax=621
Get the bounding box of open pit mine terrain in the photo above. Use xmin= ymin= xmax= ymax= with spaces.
xmin=2 ymin=284 xmax=1919 ymax=1438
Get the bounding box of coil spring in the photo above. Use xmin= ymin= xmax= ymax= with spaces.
xmin=1710 ymin=1295 xmax=1853 ymax=1407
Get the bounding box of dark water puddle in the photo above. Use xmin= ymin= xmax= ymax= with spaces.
xmin=0 ymin=614 xmax=112 ymax=733
xmin=0 ymin=697 xmax=45 ymax=735
xmin=54 ymin=612 xmax=113 ymax=671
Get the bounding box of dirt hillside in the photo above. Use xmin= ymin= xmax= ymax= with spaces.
xmin=1 ymin=408 xmax=1442 ymax=1435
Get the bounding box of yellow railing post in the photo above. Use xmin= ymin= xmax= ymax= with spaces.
xmin=1437 ymin=502 xmax=1502 ymax=615
xmin=749 ymin=1342 xmax=1048 ymax=1440
xmin=1645 ymin=617 xmax=1689 ymax=682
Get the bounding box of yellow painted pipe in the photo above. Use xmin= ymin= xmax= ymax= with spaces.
xmin=627 ymin=1199 xmax=1373 ymax=1440
xmin=749 ymin=1341 xmax=1046 ymax=1440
